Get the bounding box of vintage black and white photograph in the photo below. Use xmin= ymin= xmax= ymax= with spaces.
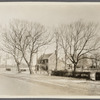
xmin=0 ymin=2 xmax=100 ymax=97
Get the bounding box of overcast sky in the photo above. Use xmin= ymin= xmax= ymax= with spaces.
xmin=0 ymin=2 xmax=100 ymax=65
xmin=0 ymin=2 xmax=100 ymax=27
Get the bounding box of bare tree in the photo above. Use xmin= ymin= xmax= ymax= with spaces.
xmin=11 ymin=20 xmax=52 ymax=74
xmin=56 ymin=20 xmax=100 ymax=76
xmin=56 ymin=25 xmax=69 ymax=70
xmin=90 ymin=52 xmax=100 ymax=68
xmin=1 ymin=23 xmax=24 ymax=73
xmin=66 ymin=20 xmax=100 ymax=76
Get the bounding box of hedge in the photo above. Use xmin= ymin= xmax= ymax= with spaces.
xmin=51 ymin=70 xmax=68 ymax=76
xmin=51 ymin=70 xmax=90 ymax=79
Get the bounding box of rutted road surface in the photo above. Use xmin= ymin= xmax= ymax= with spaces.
xmin=0 ymin=73 xmax=100 ymax=96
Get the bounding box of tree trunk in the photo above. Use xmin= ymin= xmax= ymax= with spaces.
xmin=95 ymin=60 xmax=97 ymax=68
xmin=65 ymin=53 xmax=67 ymax=70
xmin=73 ymin=63 xmax=77 ymax=77
xmin=17 ymin=63 xmax=21 ymax=73
xmin=55 ymin=49 xmax=58 ymax=71
xmin=28 ymin=64 xmax=33 ymax=74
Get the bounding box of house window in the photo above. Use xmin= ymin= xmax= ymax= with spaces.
xmin=43 ymin=60 xmax=45 ymax=64
xmin=44 ymin=59 xmax=48 ymax=63
xmin=40 ymin=59 xmax=48 ymax=64
xmin=46 ymin=59 xmax=48 ymax=63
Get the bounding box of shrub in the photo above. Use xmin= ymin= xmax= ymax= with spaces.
xmin=65 ymin=72 xmax=73 ymax=77
xmin=96 ymin=72 xmax=100 ymax=80
xmin=6 ymin=68 xmax=11 ymax=71
xmin=73 ymin=72 xmax=90 ymax=79
xmin=51 ymin=70 xmax=90 ymax=79
xmin=51 ymin=70 xmax=68 ymax=76
xmin=21 ymin=69 xmax=26 ymax=71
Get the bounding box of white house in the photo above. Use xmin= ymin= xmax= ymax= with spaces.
xmin=36 ymin=52 xmax=65 ymax=71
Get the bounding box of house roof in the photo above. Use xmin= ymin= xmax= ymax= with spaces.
xmin=38 ymin=53 xmax=52 ymax=60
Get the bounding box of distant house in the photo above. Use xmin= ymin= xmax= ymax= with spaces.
xmin=77 ymin=57 xmax=92 ymax=69
xmin=76 ymin=54 xmax=99 ymax=72
xmin=36 ymin=52 xmax=65 ymax=71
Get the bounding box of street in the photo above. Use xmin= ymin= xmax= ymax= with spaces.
xmin=0 ymin=74 xmax=70 ymax=96
xmin=0 ymin=72 xmax=100 ymax=97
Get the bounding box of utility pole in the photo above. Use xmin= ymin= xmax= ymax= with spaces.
xmin=36 ymin=48 xmax=38 ymax=65
xmin=55 ymin=32 xmax=59 ymax=71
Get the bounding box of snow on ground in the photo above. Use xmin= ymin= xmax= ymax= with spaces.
xmin=0 ymin=68 xmax=100 ymax=96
